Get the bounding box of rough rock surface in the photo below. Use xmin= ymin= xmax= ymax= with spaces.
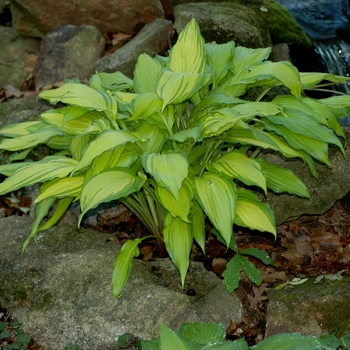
xmin=262 ymin=127 xmax=350 ymax=225
xmin=95 ymin=18 xmax=173 ymax=77
xmin=266 ymin=277 xmax=350 ymax=337
xmin=10 ymin=0 xmax=165 ymax=38
xmin=0 ymin=216 xmax=243 ymax=350
xmin=0 ymin=27 xmax=40 ymax=88
xmin=34 ymin=24 xmax=106 ymax=88
xmin=174 ymin=3 xmax=272 ymax=48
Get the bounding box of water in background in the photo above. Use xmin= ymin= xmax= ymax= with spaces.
xmin=275 ymin=0 xmax=350 ymax=94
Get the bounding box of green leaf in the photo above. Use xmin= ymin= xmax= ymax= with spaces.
xmin=117 ymin=333 xmax=136 ymax=349
xmin=156 ymin=70 xmax=212 ymax=110
xmin=234 ymin=188 xmax=276 ymax=237
xmin=238 ymin=254 xmax=261 ymax=286
xmin=178 ymin=322 xmax=226 ymax=346
xmin=23 ymin=197 xmax=55 ymax=252
xmin=142 ymin=151 xmax=189 ymax=199
xmin=205 ymin=41 xmax=235 ymax=87
xmin=155 ymin=177 xmax=193 ymax=222
xmin=159 ymin=323 xmax=189 ymax=350
xmin=35 ymin=176 xmax=84 ymax=202
xmin=39 ymin=83 xmax=118 ymax=120
xmin=73 ymin=130 xmax=139 ymax=173
xmin=232 ymin=46 xmax=271 ymax=73
xmin=207 ymin=151 xmax=266 ymax=193
xmin=190 ymin=201 xmax=206 ymax=253
xmin=91 ymin=71 xmax=133 ymax=92
xmin=222 ymin=254 xmax=242 ymax=293
xmin=0 ymin=157 xmax=78 ymax=195
xmin=70 ymin=134 xmax=91 ymax=161
xmin=168 ymin=18 xmax=206 ymax=74
xmin=202 ymin=340 xmax=249 ymax=349
xmin=0 ymin=126 xmax=61 ymax=151
xmin=112 ymin=238 xmax=142 ymax=298
xmin=255 ymin=158 xmax=309 ymax=198
xmin=129 ymin=92 xmax=163 ymax=121
xmin=136 ymin=121 xmax=166 ymax=153
xmin=134 ymin=54 xmax=162 ymax=94
xmin=169 ymin=125 xmax=202 ymax=143
xmin=194 ymin=172 xmax=237 ymax=247
xmin=0 ymin=120 xmax=42 ymax=137
xmin=300 ymin=71 xmax=349 ymax=89
xmin=163 ymin=213 xmax=193 ymax=288
xmin=239 ymin=247 xmax=274 ymax=266
xmin=79 ymin=168 xmax=146 ymax=225
xmin=252 ymin=333 xmax=327 ymax=350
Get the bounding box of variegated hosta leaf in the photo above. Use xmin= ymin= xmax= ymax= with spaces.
xmin=39 ymin=83 xmax=118 ymax=120
xmin=129 ymin=92 xmax=163 ymax=121
xmin=46 ymin=135 xmax=72 ymax=150
xmin=35 ymin=176 xmax=84 ymax=203
xmin=0 ymin=162 xmax=31 ymax=176
xmin=234 ymin=188 xmax=276 ymax=237
xmin=207 ymin=150 xmax=267 ymax=193
xmin=79 ymin=168 xmax=146 ymax=224
xmin=231 ymin=101 xmax=282 ymax=118
xmin=200 ymin=108 xmax=247 ymax=139
xmin=156 ymin=70 xmax=212 ymax=110
xmin=301 ymin=97 xmax=345 ymax=139
xmin=73 ymin=130 xmax=139 ymax=173
xmin=194 ymin=172 xmax=237 ymax=247
xmin=90 ymin=71 xmax=134 ymax=92
xmin=163 ymin=213 xmax=193 ymax=288
xmin=141 ymin=151 xmax=189 ymax=199
xmin=159 ymin=324 xmax=190 ymax=350
xmin=112 ymin=238 xmax=142 ymax=298
xmin=70 ymin=134 xmax=91 ymax=161
xmin=0 ymin=120 xmax=42 ymax=137
xmin=263 ymin=122 xmax=330 ymax=164
xmin=319 ymin=95 xmax=350 ymax=115
xmin=155 ymin=177 xmax=193 ymax=222
xmin=168 ymin=18 xmax=206 ymax=74
xmin=0 ymin=157 xmax=78 ymax=195
xmin=232 ymin=46 xmax=271 ymax=74
xmin=169 ymin=124 xmax=202 ymax=143
xmin=205 ymin=41 xmax=235 ymax=87
xmin=133 ymin=53 xmax=162 ymax=94
xmin=0 ymin=126 xmax=61 ymax=151
xmin=190 ymin=201 xmax=206 ymax=253
xmin=235 ymin=61 xmax=302 ymax=98
xmin=265 ymin=115 xmax=343 ymax=150
xmin=255 ymin=158 xmax=309 ymax=198
xmin=300 ymin=72 xmax=349 ymax=89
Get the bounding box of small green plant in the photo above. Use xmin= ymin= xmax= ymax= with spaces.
xmin=0 ymin=320 xmax=30 ymax=350
xmin=119 ymin=322 xmax=350 ymax=349
xmin=0 ymin=19 xmax=349 ymax=297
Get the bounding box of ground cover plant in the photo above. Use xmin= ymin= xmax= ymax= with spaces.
xmin=0 ymin=19 xmax=349 ymax=298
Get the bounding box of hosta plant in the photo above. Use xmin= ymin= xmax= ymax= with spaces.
xmin=0 ymin=19 xmax=349 ymax=297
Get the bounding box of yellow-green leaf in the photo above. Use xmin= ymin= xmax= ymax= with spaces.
xmin=112 ymin=238 xmax=142 ymax=298
xmin=163 ymin=213 xmax=193 ymax=288
xmin=134 ymin=54 xmax=162 ymax=94
xmin=159 ymin=324 xmax=189 ymax=350
xmin=234 ymin=188 xmax=276 ymax=236
xmin=194 ymin=172 xmax=236 ymax=247
xmin=141 ymin=151 xmax=189 ymax=199
xmin=190 ymin=201 xmax=206 ymax=253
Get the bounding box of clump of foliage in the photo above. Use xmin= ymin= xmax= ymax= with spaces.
xmin=0 ymin=320 xmax=30 ymax=350
xmin=0 ymin=19 xmax=349 ymax=297
xmin=118 ymin=322 xmax=350 ymax=349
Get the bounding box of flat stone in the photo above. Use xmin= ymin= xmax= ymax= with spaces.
xmin=34 ymin=24 xmax=106 ymax=88
xmin=0 ymin=216 xmax=243 ymax=350
xmin=0 ymin=27 xmax=40 ymax=88
xmin=95 ymin=18 xmax=173 ymax=78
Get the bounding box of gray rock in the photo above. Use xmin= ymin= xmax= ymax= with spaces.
xmin=266 ymin=277 xmax=350 ymax=337
xmin=0 ymin=98 xmax=52 ymax=129
xmin=261 ymin=127 xmax=350 ymax=225
xmin=95 ymin=19 xmax=173 ymax=78
xmin=34 ymin=24 xmax=106 ymax=88
xmin=173 ymin=3 xmax=272 ymax=48
xmin=0 ymin=27 xmax=40 ymax=88
xmin=0 ymin=216 xmax=243 ymax=350
xmin=10 ymin=0 xmax=164 ymax=38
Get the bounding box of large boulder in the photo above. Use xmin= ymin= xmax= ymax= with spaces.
xmin=34 ymin=24 xmax=106 ymax=88
xmin=10 ymin=0 xmax=164 ymax=38
xmin=164 ymin=0 xmax=311 ymax=47
xmin=174 ymin=2 xmax=272 ymax=48
xmin=0 ymin=216 xmax=244 ymax=350
xmin=262 ymin=127 xmax=350 ymax=225
xmin=95 ymin=18 xmax=173 ymax=77
xmin=0 ymin=27 xmax=40 ymax=88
